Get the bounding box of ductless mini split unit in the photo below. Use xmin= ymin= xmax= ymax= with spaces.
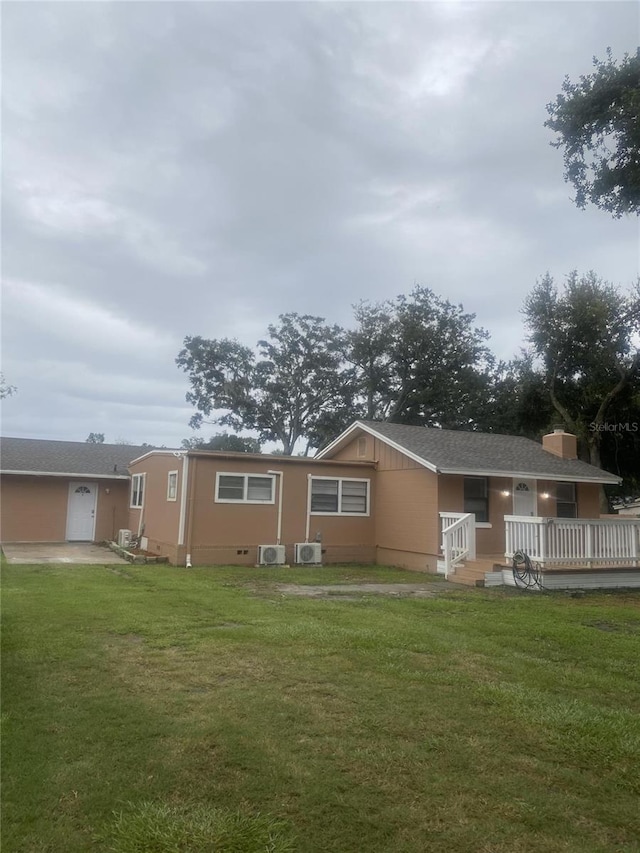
xmin=294 ymin=542 xmax=322 ymax=565
xmin=117 ymin=529 xmax=132 ymax=548
xmin=257 ymin=544 xmax=286 ymax=566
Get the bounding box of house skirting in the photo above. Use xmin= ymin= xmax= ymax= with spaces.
xmin=485 ymin=567 xmax=640 ymax=591
xmin=138 ymin=536 xmax=183 ymax=566
xmin=167 ymin=543 xmax=376 ymax=567
xmin=375 ymin=547 xmax=438 ymax=573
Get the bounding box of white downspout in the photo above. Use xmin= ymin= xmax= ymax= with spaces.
xmin=137 ymin=473 xmax=146 ymax=538
xmin=177 ymin=454 xmax=189 ymax=548
xmin=267 ymin=470 xmax=284 ymax=544
xmin=305 ymin=474 xmax=312 ymax=543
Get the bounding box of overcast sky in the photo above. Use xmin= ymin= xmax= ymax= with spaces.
xmin=2 ymin=1 xmax=638 ymax=448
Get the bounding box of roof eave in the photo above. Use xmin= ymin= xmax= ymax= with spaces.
xmin=0 ymin=470 xmax=131 ymax=480
xmin=438 ymin=467 xmax=621 ymax=485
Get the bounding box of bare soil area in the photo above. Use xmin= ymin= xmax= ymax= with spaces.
xmin=275 ymin=582 xmax=452 ymax=598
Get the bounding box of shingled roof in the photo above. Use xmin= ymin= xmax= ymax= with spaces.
xmin=317 ymin=421 xmax=620 ymax=485
xmin=0 ymin=437 xmax=151 ymax=479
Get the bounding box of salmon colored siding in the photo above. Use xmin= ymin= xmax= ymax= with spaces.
xmin=577 ymin=482 xmax=601 ymax=518
xmin=374 ymin=467 xmax=439 ymax=566
xmin=1 ymin=476 xmax=69 ymax=541
xmin=438 ymin=474 xmax=512 ymax=555
xmin=536 ymin=480 xmax=557 ymax=517
xmin=482 ymin=478 xmax=513 ymax=554
xmin=126 ymin=452 xmax=376 ymax=566
xmin=332 ymin=435 xmax=439 ymax=571
xmin=128 ymin=454 xmax=183 ymax=557
xmin=331 ymin=434 xmax=375 ymax=462
xmin=0 ymin=475 xmax=129 ymax=542
xmin=95 ymin=481 xmax=130 ymax=542
xmin=374 ymin=438 xmax=423 ymax=471
xmin=187 ymin=456 xmax=375 ymax=566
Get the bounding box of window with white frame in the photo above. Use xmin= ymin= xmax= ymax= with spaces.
xmin=310 ymin=477 xmax=369 ymax=515
xmin=215 ymin=473 xmax=275 ymax=504
xmin=556 ymin=482 xmax=577 ymax=518
xmin=130 ymin=473 xmax=145 ymax=508
xmin=167 ymin=470 xmax=178 ymax=501
xmin=464 ymin=477 xmax=488 ymax=522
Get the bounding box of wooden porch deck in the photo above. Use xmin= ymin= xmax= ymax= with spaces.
xmin=440 ymin=513 xmax=640 ymax=589
xmin=448 ymin=554 xmax=640 ymax=589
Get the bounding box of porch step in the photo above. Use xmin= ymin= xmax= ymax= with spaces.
xmin=443 ymin=557 xmax=508 ymax=588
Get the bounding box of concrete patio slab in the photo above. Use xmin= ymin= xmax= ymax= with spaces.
xmin=2 ymin=543 xmax=129 ymax=565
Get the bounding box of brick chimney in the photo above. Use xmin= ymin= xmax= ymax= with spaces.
xmin=542 ymin=426 xmax=577 ymax=460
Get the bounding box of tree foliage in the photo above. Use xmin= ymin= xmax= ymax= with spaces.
xmin=545 ymin=48 xmax=640 ymax=217
xmin=0 ymin=373 xmax=17 ymax=399
xmin=473 ymin=355 xmax=553 ymax=439
xmin=181 ymin=433 xmax=262 ymax=453
xmin=349 ymin=287 xmax=494 ymax=428
xmin=176 ymin=279 xmax=640 ymax=492
xmin=523 ymin=271 xmax=640 ymax=485
xmin=177 ymin=314 xmax=352 ymax=455
xmin=86 ymin=432 xmax=105 ymax=443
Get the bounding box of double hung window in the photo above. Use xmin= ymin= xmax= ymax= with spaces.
xmin=310 ymin=478 xmax=369 ymax=515
xmin=167 ymin=471 xmax=178 ymax=501
xmin=556 ymin=482 xmax=577 ymax=518
xmin=463 ymin=477 xmax=488 ymax=522
xmin=215 ymin=473 xmax=275 ymax=504
xmin=130 ymin=474 xmax=145 ymax=508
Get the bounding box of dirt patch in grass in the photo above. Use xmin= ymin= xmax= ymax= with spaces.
xmin=585 ymin=620 xmax=640 ymax=634
xmin=275 ymin=582 xmax=450 ymax=598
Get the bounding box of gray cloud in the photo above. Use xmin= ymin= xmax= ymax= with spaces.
xmin=2 ymin=1 xmax=638 ymax=445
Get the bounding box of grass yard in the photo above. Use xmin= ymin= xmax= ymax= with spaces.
xmin=2 ymin=562 xmax=640 ymax=853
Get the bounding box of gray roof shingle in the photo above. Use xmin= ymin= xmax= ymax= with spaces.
xmin=0 ymin=437 xmax=152 ymax=478
xmin=326 ymin=421 xmax=620 ymax=484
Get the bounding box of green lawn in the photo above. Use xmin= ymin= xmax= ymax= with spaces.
xmin=2 ymin=563 xmax=640 ymax=853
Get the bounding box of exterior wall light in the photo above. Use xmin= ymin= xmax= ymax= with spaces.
xmin=501 ymin=490 xmax=511 ymax=497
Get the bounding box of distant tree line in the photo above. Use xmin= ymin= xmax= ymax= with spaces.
xmin=177 ymin=274 xmax=640 ymax=495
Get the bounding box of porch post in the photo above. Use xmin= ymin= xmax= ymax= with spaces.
xmin=468 ymin=515 xmax=476 ymax=561
xmin=540 ymin=519 xmax=547 ymax=567
xmin=586 ymin=521 xmax=594 ymax=569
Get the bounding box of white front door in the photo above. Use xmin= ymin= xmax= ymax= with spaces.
xmin=66 ymin=482 xmax=98 ymax=541
xmin=512 ymin=479 xmax=537 ymax=517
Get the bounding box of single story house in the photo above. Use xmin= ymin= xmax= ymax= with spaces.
xmin=0 ymin=438 xmax=149 ymax=543
xmin=2 ymin=424 xmax=638 ymax=588
xmin=317 ymin=422 xmax=638 ymax=588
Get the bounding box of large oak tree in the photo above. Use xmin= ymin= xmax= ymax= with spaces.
xmin=348 ymin=286 xmax=494 ymax=429
xmin=545 ymin=48 xmax=640 ymax=217
xmin=523 ymin=271 xmax=640 ymax=496
xmin=177 ymin=314 xmax=353 ymax=455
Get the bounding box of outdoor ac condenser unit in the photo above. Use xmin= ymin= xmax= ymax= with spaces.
xmin=257 ymin=545 xmax=286 ymax=566
xmin=294 ymin=542 xmax=322 ymax=565
xmin=118 ymin=529 xmax=132 ymax=548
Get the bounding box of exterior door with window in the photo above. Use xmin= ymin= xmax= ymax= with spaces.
xmin=66 ymin=482 xmax=98 ymax=541
xmin=512 ymin=479 xmax=537 ymax=517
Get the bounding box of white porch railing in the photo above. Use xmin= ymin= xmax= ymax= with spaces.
xmin=505 ymin=516 xmax=640 ymax=568
xmin=440 ymin=512 xmax=476 ymax=577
